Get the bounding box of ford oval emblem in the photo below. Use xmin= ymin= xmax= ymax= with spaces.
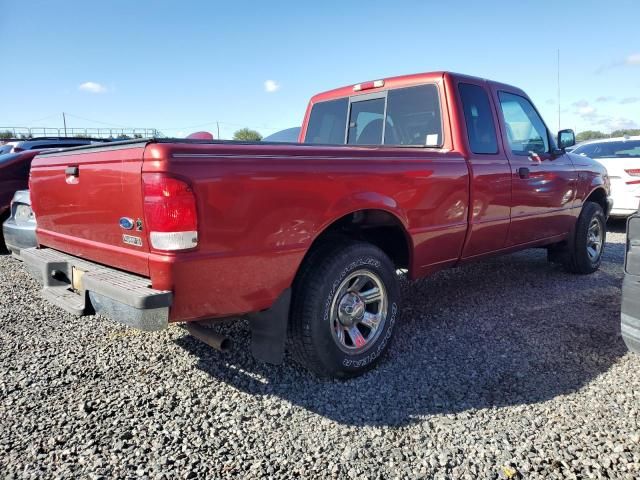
xmin=119 ymin=217 xmax=134 ymax=230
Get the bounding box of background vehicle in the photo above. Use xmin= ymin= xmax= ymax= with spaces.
xmin=0 ymin=150 xmax=41 ymax=250
xmin=262 ymin=127 xmax=301 ymax=142
xmin=23 ymin=71 xmax=611 ymax=378
xmin=572 ymin=136 xmax=640 ymax=217
xmin=2 ymin=190 xmax=35 ymax=257
xmin=0 ymin=141 xmax=19 ymax=155
xmin=622 ymin=206 xmax=640 ymax=354
xmin=6 ymin=137 xmax=109 ymax=153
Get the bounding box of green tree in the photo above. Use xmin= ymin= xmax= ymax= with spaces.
xmin=576 ymin=130 xmax=607 ymax=142
xmin=611 ymin=129 xmax=640 ymax=137
xmin=233 ymin=128 xmax=262 ymax=141
xmin=0 ymin=130 xmax=14 ymax=139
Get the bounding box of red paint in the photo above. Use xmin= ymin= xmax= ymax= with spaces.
xmin=0 ymin=150 xmax=40 ymax=216
xmin=29 ymin=72 xmax=609 ymax=323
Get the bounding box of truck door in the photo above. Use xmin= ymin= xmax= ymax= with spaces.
xmin=494 ymin=89 xmax=577 ymax=245
xmin=456 ymin=81 xmax=512 ymax=259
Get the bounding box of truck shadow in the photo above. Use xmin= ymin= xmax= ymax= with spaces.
xmin=607 ymin=217 xmax=627 ymax=234
xmin=175 ymin=242 xmax=627 ymax=427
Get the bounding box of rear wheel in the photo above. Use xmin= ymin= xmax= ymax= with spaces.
xmin=289 ymin=241 xmax=400 ymax=378
xmin=564 ymin=201 xmax=606 ymax=274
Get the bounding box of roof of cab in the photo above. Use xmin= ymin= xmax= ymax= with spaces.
xmin=308 ymin=71 xmax=526 ymax=105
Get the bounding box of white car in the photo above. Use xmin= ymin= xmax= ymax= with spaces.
xmin=572 ymin=136 xmax=640 ymax=217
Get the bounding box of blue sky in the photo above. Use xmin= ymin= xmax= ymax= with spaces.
xmin=1 ymin=0 xmax=639 ymax=138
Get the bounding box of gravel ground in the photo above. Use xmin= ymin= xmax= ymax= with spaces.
xmin=1 ymin=221 xmax=639 ymax=479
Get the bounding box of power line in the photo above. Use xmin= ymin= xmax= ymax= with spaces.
xmin=22 ymin=113 xmax=61 ymax=124
xmin=64 ymin=112 xmax=133 ymax=128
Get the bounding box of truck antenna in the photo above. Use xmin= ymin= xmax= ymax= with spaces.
xmin=557 ymin=49 xmax=561 ymax=132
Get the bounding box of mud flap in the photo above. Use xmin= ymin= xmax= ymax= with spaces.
xmin=247 ymin=289 xmax=291 ymax=364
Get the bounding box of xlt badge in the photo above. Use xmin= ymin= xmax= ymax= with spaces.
xmin=122 ymin=234 xmax=142 ymax=247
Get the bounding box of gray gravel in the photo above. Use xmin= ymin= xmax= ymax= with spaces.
xmin=1 ymin=221 xmax=639 ymax=479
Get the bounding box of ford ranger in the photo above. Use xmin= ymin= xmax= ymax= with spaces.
xmin=22 ymin=72 xmax=612 ymax=378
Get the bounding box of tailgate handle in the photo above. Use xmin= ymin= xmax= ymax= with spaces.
xmin=65 ymin=166 xmax=79 ymax=176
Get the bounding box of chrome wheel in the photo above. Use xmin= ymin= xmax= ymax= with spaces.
xmin=330 ymin=270 xmax=388 ymax=354
xmin=587 ymin=217 xmax=603 ymax=261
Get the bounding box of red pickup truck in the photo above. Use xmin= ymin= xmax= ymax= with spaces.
xmin=23 ymin=71 xmax=611 ymax=378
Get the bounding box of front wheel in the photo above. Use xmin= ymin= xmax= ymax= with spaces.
xmin=564 ymin=201 xmax=606 ymax=274
xmin=289 ymin=241 xmax=401 ymax=378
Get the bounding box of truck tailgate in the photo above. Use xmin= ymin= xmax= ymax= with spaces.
xmin=29 ymin=143 xmax=150 ymax=276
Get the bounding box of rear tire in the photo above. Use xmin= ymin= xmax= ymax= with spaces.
xmin=564 ymin=201 xmax=606 ymax=274
xmin=289 ymin=241 xmax=400 ymax=379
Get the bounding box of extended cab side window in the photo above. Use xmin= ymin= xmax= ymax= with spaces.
xmin=304 ymin=98 xmax=348 ymax=144
xmin=384 ymin=84 xmax=442 ymax=146
xmin=498 ymin=92 xmax=549 ymax=155
xmin=458 ymin=83 xmax=498 ymax=154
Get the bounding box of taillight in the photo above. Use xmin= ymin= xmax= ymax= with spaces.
xmin=142 ymin=173 xmax=198 ymax=251
xmin=625 ymin=169 xmax=640 ymax=185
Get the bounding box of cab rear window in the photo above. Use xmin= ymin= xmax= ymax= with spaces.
xmin=304 ymin=84 xmax=443 ymax=146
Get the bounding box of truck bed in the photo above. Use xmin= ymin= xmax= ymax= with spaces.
xmin=29 ymin=138 xmax=469 ymax=322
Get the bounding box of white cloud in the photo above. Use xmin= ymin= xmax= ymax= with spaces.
xmin=626 ymin=53 xmax=640 ymax=65
xmin=572 ymin=99 xmax=589 ymax=108
xmin=596 ymin=117 xmax=640 ymax=132
xmin=620 ymin=97 xmax=640 ymax=104
xmin=578 ymin=106 xmax=596 ymax=116
xmin=264 ymin=80 xmax=280 ymax=93
xmin=595 ymin=96 xmax=614 ymax=103
xmin=78 ymin=81 xmax=107 ymax=94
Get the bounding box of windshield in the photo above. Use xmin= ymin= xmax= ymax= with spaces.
xmin=572 ymin=140 xmax=640 ymax=158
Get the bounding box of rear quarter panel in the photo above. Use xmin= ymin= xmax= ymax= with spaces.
xmin=143 ymin=142 xmax=469 ymax=321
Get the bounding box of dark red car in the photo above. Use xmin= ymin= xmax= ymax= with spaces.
xmin=0 ymin=150 xmax=40 ymax=238
xmin=24 ymin=72 xmax=612 ymax=378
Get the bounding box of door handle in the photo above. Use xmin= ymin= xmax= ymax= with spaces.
xmin=518 ymin=167 xmax=530 ymax=179
xmin=65 ymin=166 xmax=79 ymax=176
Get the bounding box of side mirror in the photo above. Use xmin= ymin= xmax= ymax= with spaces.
xmin=558 ymin=129 xmax=575 ymax=150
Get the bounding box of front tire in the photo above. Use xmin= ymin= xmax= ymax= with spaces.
xmin=564 ymin=201 xmax=606 ymax=274
xmin=289 ymin=241 xmax=400 ymax=379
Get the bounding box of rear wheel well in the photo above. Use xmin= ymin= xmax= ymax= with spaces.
xmin=303 ymin=210 xmax=411 ymax=272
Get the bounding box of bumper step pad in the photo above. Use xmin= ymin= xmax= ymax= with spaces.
xmin=21 ymin=247 xmax=172 ymax=331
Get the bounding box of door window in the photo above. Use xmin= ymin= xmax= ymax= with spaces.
xmin=498 ymin=92 xmax=549 ymax=155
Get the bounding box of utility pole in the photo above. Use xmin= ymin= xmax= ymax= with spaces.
xmin=216 ymin=121 xmax=220 ymax=140
xmin=63 ymin=112 xmax=68 ymax=137
xmin=557 ymin=49 xmax=561 ymax=131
